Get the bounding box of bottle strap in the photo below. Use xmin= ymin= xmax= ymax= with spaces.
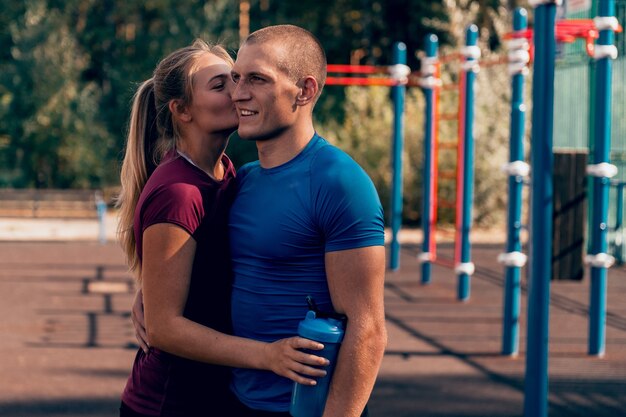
xmin=306 ymin=295 xmax=347 ymax=323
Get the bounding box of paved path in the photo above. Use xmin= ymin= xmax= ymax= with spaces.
xmin=0 ymin=213 xmax=119 ymax=242
xmin=372 ymin=243 xmax=626 ymax=416
xmin=0 ymin=239 xmax=624 ymax=416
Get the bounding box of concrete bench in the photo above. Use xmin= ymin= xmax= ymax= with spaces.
xmin=0 ymin=189 xmax=105 ymax=219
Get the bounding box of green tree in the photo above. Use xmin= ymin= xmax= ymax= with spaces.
xmin=1 ymin=1 xmax=112 ymax=187
xmin=0 ymin=0 xmax=518 ymax=230
xmin=246 ymin=0 xmax=450 ymax=69
xmin=0 ymin=0 xmax=241 ymax=187
xmin=73 ymin=0 xmax=240 ymax=173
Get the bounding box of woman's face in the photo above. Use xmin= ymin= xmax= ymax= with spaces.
xmin=186 ymin=53 xmax=239 ymax=137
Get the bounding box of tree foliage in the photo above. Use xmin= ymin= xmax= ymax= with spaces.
xmin=1 ymin=1 xmax=112 ymax=187
xmin=0 ymin=0 xmax=518 ymax=224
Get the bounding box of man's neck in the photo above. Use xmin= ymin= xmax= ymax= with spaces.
xmin=257 ymin=124 xmax=315 ymax=169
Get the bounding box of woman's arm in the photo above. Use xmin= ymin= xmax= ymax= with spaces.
xmin=141 ymin=223 xmax=327 ymax=385
xmin=131 ymin=288 xmax=149 ymax=353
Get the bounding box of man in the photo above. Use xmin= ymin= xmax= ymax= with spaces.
xmin=228 ymin=25 xmax=387 ymax=417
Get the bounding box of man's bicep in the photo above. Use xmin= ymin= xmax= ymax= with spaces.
xmin=324 ymin=246 xmax=385 ymax=317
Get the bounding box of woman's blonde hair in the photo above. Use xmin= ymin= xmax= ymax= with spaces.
xmin=116 ymin=40 xmax=233 ymax=276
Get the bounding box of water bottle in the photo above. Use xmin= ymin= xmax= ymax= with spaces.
xmin=290 ymin=296 xmax=345 ymax=417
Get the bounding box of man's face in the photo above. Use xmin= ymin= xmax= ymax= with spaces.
xmin=231 ymin=41 xmax=301 ymax=142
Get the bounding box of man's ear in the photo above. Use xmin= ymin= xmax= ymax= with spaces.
xmin=169 ymin=99 xmax=191 ymax=123
xmin=296 ymin=76 xmax=319 ymax=106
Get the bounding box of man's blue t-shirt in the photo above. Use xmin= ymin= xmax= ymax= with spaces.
xmin=228 ymin=134 xmax=385 ymax=412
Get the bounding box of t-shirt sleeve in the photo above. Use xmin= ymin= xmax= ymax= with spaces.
xmin=312 ymin=147 xmax=385 ymax=252
xmin=140 ymin=182 xmax=205 ymax=239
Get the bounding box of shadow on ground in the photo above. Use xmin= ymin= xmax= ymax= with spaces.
xmin=369 ymin=374 xmax=626 ymax=417
xmin=0 ymin=398 xmax=121 ymax=417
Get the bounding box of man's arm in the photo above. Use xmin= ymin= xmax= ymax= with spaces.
xmin=322 ymin=245 xmax=387 ymax=417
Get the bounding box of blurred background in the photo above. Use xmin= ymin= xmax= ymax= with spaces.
xmin=1 ymin=0 xmax=625 ymax=228
xmin=0 ymin=0 xmax=526 ymax=228
xmin=2 ymin=3 xmax=626 ymax=417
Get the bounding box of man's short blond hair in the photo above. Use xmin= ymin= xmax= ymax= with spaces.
xmin=243 ymin=25 xmax=327 ymax=100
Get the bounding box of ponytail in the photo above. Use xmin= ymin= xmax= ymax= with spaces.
xmin=116 ymin=79 xmax=160 ymax=276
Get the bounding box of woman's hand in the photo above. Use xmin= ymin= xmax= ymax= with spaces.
xmin=264 ymin=337 xmax=330 ymax=385
xmin=131 ymin=288 xmax=149 ymax=353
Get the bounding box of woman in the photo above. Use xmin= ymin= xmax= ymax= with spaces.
xmin=116 ymin=40 xmax=327 ymax=417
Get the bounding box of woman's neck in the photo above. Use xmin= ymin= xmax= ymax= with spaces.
xmin=177 ymin=135 xmax=228 ymax=180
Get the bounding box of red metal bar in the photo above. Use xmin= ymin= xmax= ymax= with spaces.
xmin=504 ymin=19 xmax=623 ymax=59
xmin=327 ymin=64 xmax=383 ymax=74
xmin=405 ymin=73 xmax=421 ymax=87
xmin=325 ymin=77 xmax=397 ymax=86
xmin=433 ymin=255 xmax=455 ymax=269
xmin=439 ymin=112 xmax=458 ymax=121
xmin=441 ymin=83 xmax=459 ymax=92
xmin=438 ymin=142 xmax=458 ymax=150
xmin=439 ymin=170 xmax=457 ymax=179
xmin=438 ymin=200 xmax=456 ymax=209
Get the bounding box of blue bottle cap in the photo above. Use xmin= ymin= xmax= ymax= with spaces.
xmin=298 ymin=310 xmax=345 ymax=343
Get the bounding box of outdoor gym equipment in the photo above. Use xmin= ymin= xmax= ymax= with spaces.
xmin=325 ymin=45 xmax=412 ymax=271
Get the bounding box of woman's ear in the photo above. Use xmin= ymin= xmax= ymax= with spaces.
xmin=169 ymin=99 xmax=191 ymax=123
xmin=296 ymin=76 xmax=319 ymax=106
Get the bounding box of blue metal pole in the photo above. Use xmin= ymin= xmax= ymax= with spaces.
xmin=457 ymin=25 xmax=479 ymax=301
xmin=420 ymin=35 xmax=439 ymax=284
xmin=502 ymin=8 xmax=529 ymax=357
xmin=389 ymin=42 xmax=407 ymax=271
xmin=588 ymin=0 xmax=617 ymax=356
xmin=523 ymin=2 xmax=557 ymax=417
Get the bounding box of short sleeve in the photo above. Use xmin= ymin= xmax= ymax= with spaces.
xmin=141 ymin=182 xmax=205 ymax=238
xmin=312 ymin=147 xmax=385 ymax=252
